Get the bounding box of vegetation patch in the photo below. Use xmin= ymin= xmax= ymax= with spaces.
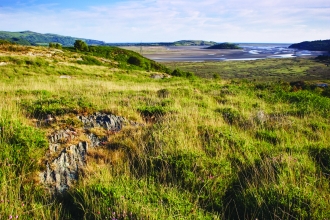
xmin=309 ymin=145 xmax=330 ymax=174
xmin=137 ymin=105 xmax=174 ymax=122
xmin=77 ymin=55 xmax=103 ymax=66
xmin=21 ymin=96 xmax=95 ymax=119
xmin=0 ymin=115 xmax=48 ymax=176
xmin=255 ymin=130 xmax=281 ymax=145
xmin=215 ymin=107 xmax=244 ymax=125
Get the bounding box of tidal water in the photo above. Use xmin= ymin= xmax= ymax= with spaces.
xmin=146 ymin=43 xmax=325 ymax=62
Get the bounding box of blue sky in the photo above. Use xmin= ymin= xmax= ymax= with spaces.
xmin=0 ymin=0 xmax=329 ymax=43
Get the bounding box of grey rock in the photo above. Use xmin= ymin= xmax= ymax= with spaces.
xmin=86 ymin=133 xmax=106 ymax=147
xmin=40 ymin=112 xmax=143 ymax=194
xmin=255 ymin=110 xmax=267 ymax=124
xmin=40 ymin=142 xmax=88 ymax=193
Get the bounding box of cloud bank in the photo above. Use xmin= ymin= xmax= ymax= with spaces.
xmin=0 ymin=0 xmax=329 ymax=42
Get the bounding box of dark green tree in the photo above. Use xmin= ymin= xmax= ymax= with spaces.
xmin=49 ymin=42 xmax=62 ymax=49
xmin=74 ymin=40 xmax=88 ymax=51
xmin=55 ymin=43 xmax=62 ymax=49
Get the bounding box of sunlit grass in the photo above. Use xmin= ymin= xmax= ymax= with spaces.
xmin=0 ymin=45 xmax=330 ymax=219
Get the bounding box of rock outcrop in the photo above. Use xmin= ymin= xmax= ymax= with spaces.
xmin=78 ymin=112 xmax=126 ymax=131
xmin=39 ymin=112 xmax=140 ymax=194
xmin=41 ymin=142 xmax=88 ymax=193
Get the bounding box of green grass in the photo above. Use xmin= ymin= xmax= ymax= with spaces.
xmin=0 ymin=44 xmax=330 ymax=219
xmin=165 ymin=58 xmax=330 ymax=81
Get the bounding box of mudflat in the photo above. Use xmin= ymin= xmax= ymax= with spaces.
xmin=121 ymin=45 xmax=324 ymax=62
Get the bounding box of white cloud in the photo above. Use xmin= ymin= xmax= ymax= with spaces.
xmin=0 ymin=0 xmax=329 ymax=42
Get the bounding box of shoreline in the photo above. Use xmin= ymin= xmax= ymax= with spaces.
xmin=121 ymin=45 xmax=325 ymax=62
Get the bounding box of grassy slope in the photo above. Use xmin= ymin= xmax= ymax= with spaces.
xmin=0 ymin=44 xmax=330 ymax=219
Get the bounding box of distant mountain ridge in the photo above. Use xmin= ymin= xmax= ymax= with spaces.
xmin=289 ymin=39 xmax=330 ymax=52
xmin=0 ymin=30 xmax=218 ymax=47
xmin=0 ymin=30 xmax=106 ymax=46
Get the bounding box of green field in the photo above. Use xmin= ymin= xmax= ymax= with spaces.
xmin=1 ymin=43 xmax=330 ymax=219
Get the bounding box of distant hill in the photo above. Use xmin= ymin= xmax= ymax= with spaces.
xmin=172 ymin=40 xmax=217 ymax=46
xmin=0 ymin=30 xmax=218 ymax=47
xmin=289 ymin=40 xmax=330 ymax=52
xmin=206 ymin=42 xmax=242 ymax=49
xmin=106 ymin=40 xmax=218 ymax=47
xmin=0 ymin=30 xmax=106 ymax=46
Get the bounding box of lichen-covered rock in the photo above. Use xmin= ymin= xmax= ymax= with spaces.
xmin=86 ymin=132 xmax=106 ymax=147
xmin=40 ymin=112 xmax=142 ymax=194
xmin=78 ymin=112 xmax=126 ymax=131
xmin=40 ymin=142 xmax=88 ymax=193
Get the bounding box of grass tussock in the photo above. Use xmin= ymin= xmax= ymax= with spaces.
xmin=0 ymin=45 xmax=330 ymax=219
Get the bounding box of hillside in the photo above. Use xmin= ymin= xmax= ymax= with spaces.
xmin=0 ymin=43 xmax=330 ymax=219
xmin=0 ymin=30 xmax=106 ymax=46
xmin=289 ymin=39 xmax=330 ymax=52
xmin=206 ymin=42 xmax=242 ymax=49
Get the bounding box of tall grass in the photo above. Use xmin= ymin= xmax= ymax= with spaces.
xmin=0 ymin=45 xmax=329 ymax=219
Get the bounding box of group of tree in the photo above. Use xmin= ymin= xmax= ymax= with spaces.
xmin=49 ymin=42 xmax=62 ymax=49
xmin=74 ymin=40 xmax=89 ymax=51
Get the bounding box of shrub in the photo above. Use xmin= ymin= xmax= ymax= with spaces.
xmin=137 ymin=105 xmax=169 ymax=118
xmin=157 ymin=89 xmax=170 ymax=98
xmin=77 ymin=55 xmax=103 ymax=66
xmin=171 ymin=68 xmax=195 ymax=78
xmin=49 ymin=42 xmax=62 ymax=49
xmin=127 ymin=56 xmax=145 ymax=67
xmin=74 ymin=40 xmax=88 ymax=51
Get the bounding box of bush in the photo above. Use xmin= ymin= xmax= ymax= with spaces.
xmin=171 ymin=68 xmax=195 ymax=78
xmin=77 ymin=55 xmax=103 ymax=66
xmin=137 ymin=105 xmax=170 ymax=118
xmin=74 ymin=40 xmax=88 ymax=51
xmin=127 ymin=56 xmax=145 ymax=67
xmin=49 ymin=42 xmax=62 ymax=49
xmin=157 ymin=89 xmax=170 ymax=98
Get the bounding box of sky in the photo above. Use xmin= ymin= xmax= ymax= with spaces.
xmin=0 ymin=0 xmax=329 ymax=43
